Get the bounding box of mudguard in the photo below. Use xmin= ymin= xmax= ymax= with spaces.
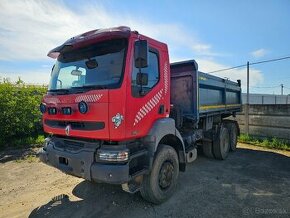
xmin=142 ymin=118 xmax=186 ymax=171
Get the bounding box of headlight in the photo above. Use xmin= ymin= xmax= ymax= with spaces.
xmin=40 ymin=103 xmax=46 ymax=114
xmin=96 ymin=150 xmax=129 ymax=162
xmin=78 ymin=101 xmax=88 ymax=114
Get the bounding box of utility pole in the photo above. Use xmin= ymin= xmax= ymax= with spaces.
xmin=245 ymin=61 xmax=250 ymax=135
xmin=281 ymin=84 xmax=284 ymax=95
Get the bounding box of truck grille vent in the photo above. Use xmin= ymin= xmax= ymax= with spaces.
xmin=45 ymin=119 xmax=105 ymax=131
xmin=54 ymin=139 xmax=85 ymax=151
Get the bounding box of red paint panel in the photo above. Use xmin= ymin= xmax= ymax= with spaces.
xmin=42 ymin=90 xmax=109 ymax=140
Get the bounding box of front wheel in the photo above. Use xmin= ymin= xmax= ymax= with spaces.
xmin=140 ymin=144 xmax=179 ymax=204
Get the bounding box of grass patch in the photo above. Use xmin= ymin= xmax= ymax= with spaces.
xmin=15 ymin=154 xmax=39 ymax=163
xmin=238 ymin=134 xmax=290 ymax=151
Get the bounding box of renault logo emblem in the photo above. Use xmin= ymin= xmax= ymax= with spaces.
xmin=65 ymin=124 xmax=71 ymax=136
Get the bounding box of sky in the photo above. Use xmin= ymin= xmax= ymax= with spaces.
xmin=1 ymin=0 xmax=290 ymax=94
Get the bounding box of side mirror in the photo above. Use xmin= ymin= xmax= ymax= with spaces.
xmin=136 ymin=73 xmax=148 ymax=86
xmin=134 ymin=40 xmax=148 ymax=68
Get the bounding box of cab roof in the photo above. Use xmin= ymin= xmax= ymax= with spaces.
xmin=47 ymin=26 xmax=132 ymax=59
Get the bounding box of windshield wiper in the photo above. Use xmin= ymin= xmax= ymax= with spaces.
xmin=75 ymin=85 xmax=107 ymax=90
xmin=48 ymin=89 xmax=70 ymax=94
xmin=48 ymin=85 xmax=107 ymax=95
xmin=67 ymin=85 xmax=107 ymax=94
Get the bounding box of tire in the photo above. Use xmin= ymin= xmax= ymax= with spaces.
xmin=225 ymin=122 xmax=238 ymax=151
xmin=202 ymin=141 xmax=214 ymax=158
xmin=140 ymin=144 xmax=179 ymax=204
xmin=213 ymin=126 xmax=230 ymax=160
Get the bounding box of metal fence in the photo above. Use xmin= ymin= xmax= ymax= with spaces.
xmin=242 ymin=93 xmax=290 ymax=105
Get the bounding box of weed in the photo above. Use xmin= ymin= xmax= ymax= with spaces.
xmin=238 ymin=134 xmax=290 ymax=151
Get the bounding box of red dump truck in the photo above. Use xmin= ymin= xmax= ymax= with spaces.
xmin=39 ymin=26 xmax=242 ymax=204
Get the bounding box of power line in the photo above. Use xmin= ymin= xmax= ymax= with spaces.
xmin=208 ymin=55 xmax=290 ymax=74
xmin=208 ymin=64 xmax=247 ymax=74
xmin=250 ymin=56 xmax=290 ymax=66
xmin=250 ymin=85 xmax=280 ymax=89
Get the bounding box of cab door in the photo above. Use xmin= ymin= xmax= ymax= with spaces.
xmin=125 ymin=38 xmax=169 ymax=139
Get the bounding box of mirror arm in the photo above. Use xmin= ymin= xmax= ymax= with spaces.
xmin=57 ymin=79 xmax=62 ymax=89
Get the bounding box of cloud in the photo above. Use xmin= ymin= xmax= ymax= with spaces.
xmin=251 ymin=48 xmax=267 ymax=58
xmin=0 ymin=0 xmax=215 ymax=61
xmin=0 ymin=0 xmax=263 ymax=88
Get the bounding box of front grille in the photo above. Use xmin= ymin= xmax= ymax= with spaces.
xmin=54 ymin=139 xmax=85 ymax=151
xmin=45 ymin=119 xmax=105 ymax=131
xmin=50 ymin=136 xmax=101 ymax=153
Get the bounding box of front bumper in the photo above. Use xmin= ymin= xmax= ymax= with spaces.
xmin=39 ymin=137 xmax=148 ymax=184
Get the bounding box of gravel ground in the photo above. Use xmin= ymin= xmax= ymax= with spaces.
xmin=0 ymin=143 xmax=289 ymax=218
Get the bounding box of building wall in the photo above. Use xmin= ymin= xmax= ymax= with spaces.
xmin=233 ymin=104 xmax=290 ymax=141
xmin=242 ymin=93 xmax=290 ymax=104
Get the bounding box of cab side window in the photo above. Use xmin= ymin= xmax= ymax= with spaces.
xmin=132 ymin=51 xmax=160 ymax=97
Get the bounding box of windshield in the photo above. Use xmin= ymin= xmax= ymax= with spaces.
xmin=48 ymin=38 xmax=127 ymax=92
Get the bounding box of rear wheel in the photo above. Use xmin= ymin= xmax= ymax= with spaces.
xmin=213 ymin=126 xmax=230 ymax=160
xmin=140 ymin=144 xmax=179 ymax=204
xmin=202 ymin=141 xmax=214 ymax=158
xmin=225 ymin=122 xmax=238 ymax=151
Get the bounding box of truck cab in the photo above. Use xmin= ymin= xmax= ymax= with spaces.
xmin=39 ymin=26 xmax=241 ymax=204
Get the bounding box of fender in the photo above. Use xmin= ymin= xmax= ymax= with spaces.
xmin=142 ymin=118 xmax=186 ymax=171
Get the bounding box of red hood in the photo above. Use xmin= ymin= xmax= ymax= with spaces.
xmin=42 ymin=90 xmax=110 ymax=140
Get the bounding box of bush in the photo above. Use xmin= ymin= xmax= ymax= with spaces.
xmin=0 ymin=79 xmax=47 ymax=148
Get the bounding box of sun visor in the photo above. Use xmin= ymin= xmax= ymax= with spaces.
xmin=47 ymin=44 xmax=73 ymax=59
xmin=47 ymin=26 xmax=131 ymax=59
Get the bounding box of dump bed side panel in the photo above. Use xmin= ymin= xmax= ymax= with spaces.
xmin=198 ymin=72 xmax=242 ymax=116
xmin=170 ymin=60 xmax=242 ymax=121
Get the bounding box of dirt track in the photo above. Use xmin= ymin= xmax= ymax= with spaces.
xmin=0 ymin=143 xmax=289 ymax=218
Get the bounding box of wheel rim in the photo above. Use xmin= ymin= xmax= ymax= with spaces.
xmin=158 ymin=161 xmax=174 ymax=190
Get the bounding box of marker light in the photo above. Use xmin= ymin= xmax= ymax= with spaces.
xmin=40 ymin=103 xmax=46 ymax=114
xmin=48 ymin=107 xmax=57 ymax=115
xmin=78 ymin=101 xmax=88 ymax=114
xmin=62 ymin=107 xmax=72 ymax=115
